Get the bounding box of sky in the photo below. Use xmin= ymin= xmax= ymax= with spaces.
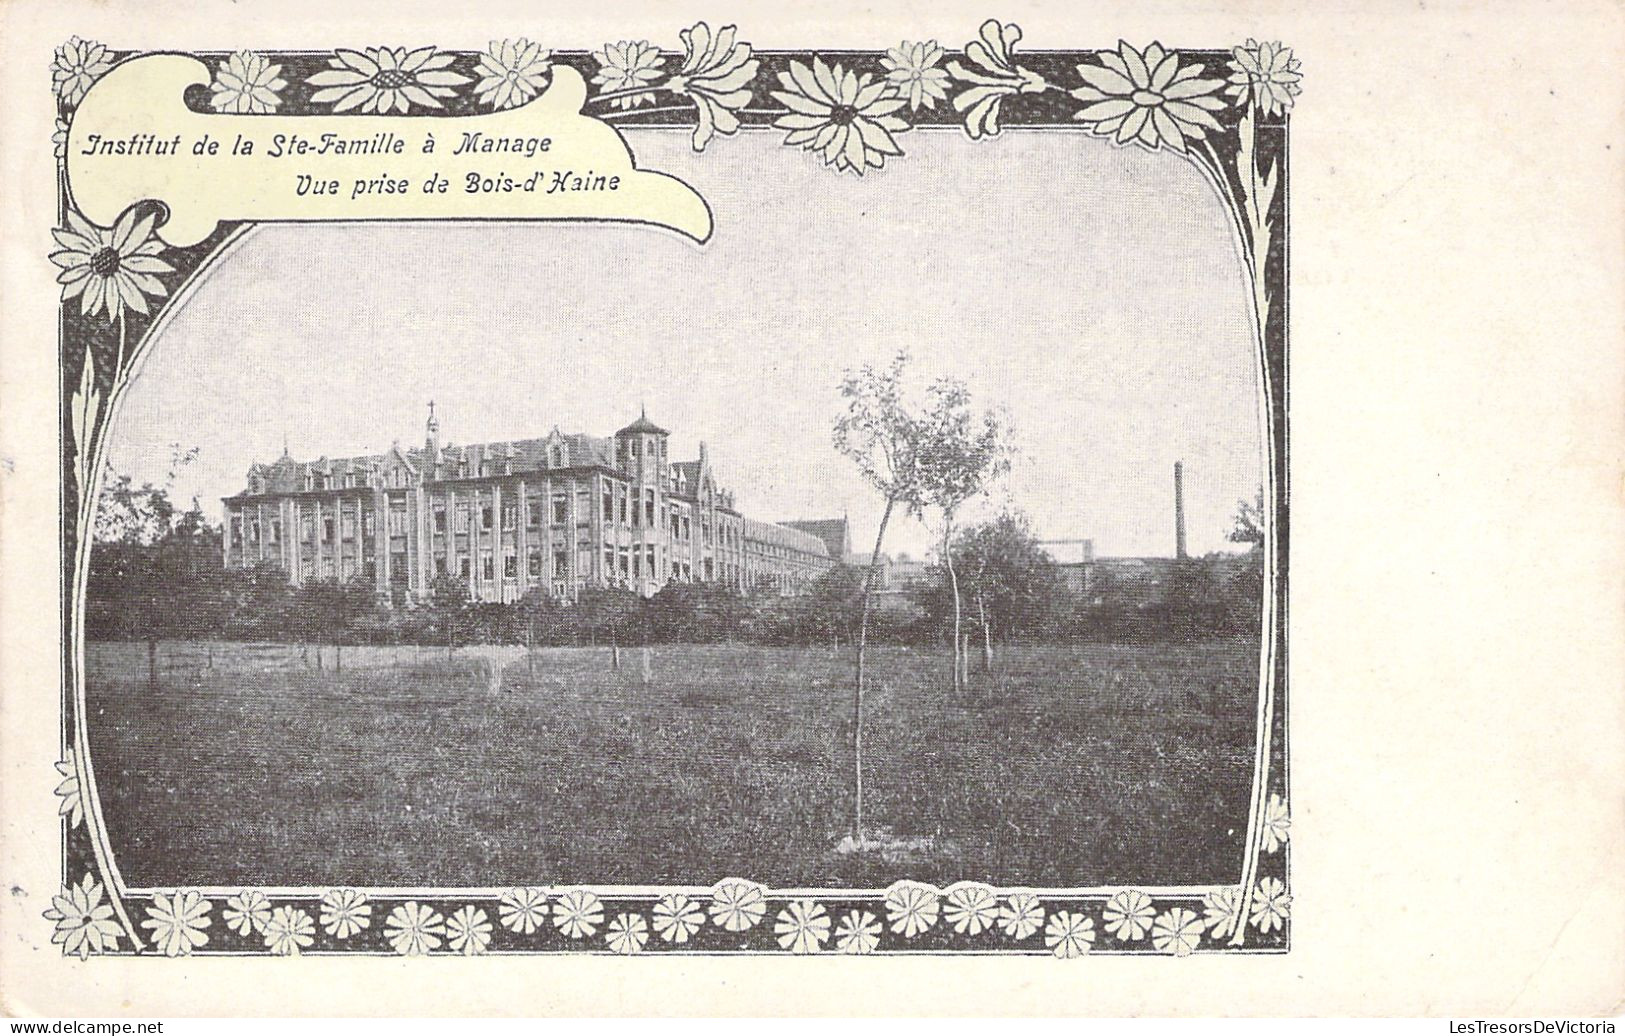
xmin=105 ymin=127 xmax=1263 ymax=561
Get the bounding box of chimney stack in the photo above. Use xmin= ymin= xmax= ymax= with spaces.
xmin=1174 ymin=461 xmax=1188 ymax=560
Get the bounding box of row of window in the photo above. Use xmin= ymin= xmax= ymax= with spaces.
xmin=430 ymin=489 xmax=587 ymax=534
xmin=234 ymin=504 xmax=776 ymax=564
xmin=420 ymin=486 xmax=718 ymax=539
xmin=749 ymin=540 xmax=817 ymax=561
xmin=264 ymin=544 xmax=809 ymax=594
xmin=616 ymin=436 xmax=664 ymax=465
xmin=232 ymin=492 xmax=798 ymax=581
xmin=249 ymin=468 xmax=415 ymax=495
xmin=433 ymin=544 xmax=593 ymax=583
xmin=230 ymin=501 xmax=415 ymax=547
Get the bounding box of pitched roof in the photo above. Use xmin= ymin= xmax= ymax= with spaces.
xmin=247 ymin=433 xmax=616 ymax=493
xmin=671 ymin=461 xmax=701 ymax=487
xmin=424 ymin=434 xmax=613 ymax=473
xmin=617 ymin=409 xmax=669 ymax=436
xmin=741 ymin=518 xmax=830 ymax=557
xmin=778 ymin=518 xmax=851 ymax=560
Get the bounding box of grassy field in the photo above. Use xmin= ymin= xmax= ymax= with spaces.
xmin=84 ymin=639 xmax=1261 ymax=889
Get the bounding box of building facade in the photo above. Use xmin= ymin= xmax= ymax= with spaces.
xmin=221 ymin=408 xmax=837 ymax=602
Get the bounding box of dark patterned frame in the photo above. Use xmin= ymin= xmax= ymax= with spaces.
xmin=47 ymin=22 xmax=1294 ymax=957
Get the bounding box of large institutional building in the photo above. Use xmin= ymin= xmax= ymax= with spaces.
xmin=221 ymin=407 xmax=839 ymax=602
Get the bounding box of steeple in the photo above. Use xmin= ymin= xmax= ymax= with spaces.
xmin=617 ymin=408 xmax=668 ymax=437
xmin=616 ymin=407 xmax=668 ymax=480
xmin=425 ymin=400 xmax=440 ymax=478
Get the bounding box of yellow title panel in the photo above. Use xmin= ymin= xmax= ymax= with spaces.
xmin=66 ymin=55 xmax=713 ymax=246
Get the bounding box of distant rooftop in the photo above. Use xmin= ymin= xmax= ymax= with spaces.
xmin=779 ymin=518 xmax=851 ymax=560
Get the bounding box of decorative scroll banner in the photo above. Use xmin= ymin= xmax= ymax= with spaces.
xmin=65 ymin=55 xmax=714 ymax=247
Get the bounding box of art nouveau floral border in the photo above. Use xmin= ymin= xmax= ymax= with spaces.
xmin=48 ymin=864 xmax=1292 ymax=958
xmin=48 ymin=22 xmax=1295 ymax=957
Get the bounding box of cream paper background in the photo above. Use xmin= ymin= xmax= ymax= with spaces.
xmin=1 ymin=0 xmax=1621 ymax=1017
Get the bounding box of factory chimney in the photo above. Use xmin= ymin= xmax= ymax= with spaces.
xmin=1174 ymin=461 xmax=1188 ymax=560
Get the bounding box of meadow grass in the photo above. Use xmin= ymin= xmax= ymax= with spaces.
xmin=85 ymin=638 xmax=1260 ymax=888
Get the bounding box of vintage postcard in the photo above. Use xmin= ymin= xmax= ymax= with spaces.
xmin=42 ymin=17 xmax=1288 ymax=958
xmin=1 ymin=0 xmax=1621 ymax=1021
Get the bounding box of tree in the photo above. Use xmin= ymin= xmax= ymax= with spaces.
xmin=1225 ymin=487 xmax=1267 ymax=635
xmin=169 ymin=506 xmax=230 ymax=665
xmin=219 ymin=561 xmax=293 ymax=641
xmin=291 ymin=579 xmax=352 ymax=666
xmin=1228 ymin=487 xmax=1266 ymax=548
xmin=515 ymin=588 xmax=567 ymax=669
xmin=646 ymin=581 xmax=744 ymax=643
xmin=920 ymin=513 xmax=1068 ymax=666
xmin=576 ymin=586 xmax=646 ymax=667
xmin=330 ymin=577 xmax=379 ymax=667
xmin=915 ymin=379 xmax=1012 ymax=692
xmin=92 ymin=444 xmax=197 ymax=545
xmin=87 ymin=453 xmax=219 ymax=691
xmin=1166 ymin=557 xmax=1223 ymax=636
xmin=832 ymin=351 xmax=929 ymax=842
xmin=425 ymin=571 xmax=473 ymax=655
xmin=804 ymin=563 xmax=865 ymax=648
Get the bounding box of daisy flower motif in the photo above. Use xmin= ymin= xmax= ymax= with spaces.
xmin=1070 ymin=41 xmax=1226 ymax=153
xmin=52 ymin=37 xmax=114 ymax=108
xmin=473 ymin=38 xmax=551 ymax=111
xmin=50 ymin=207 xmax=174 ymax=323
xmin=1151 ymin=907 xmax=1204 ymax=957
xmin=881 ymin=41 xmax=951 ymax=111
xmin=1201 ymin=886 xmax=1243 ymax=940
xmin=668 ymin=22 xmax=759 ymax=152
xmin=770 ymin=57 xmax=909 ymax=176
xmin=606 ymin=912 xmax=649 ymax=954
xmin=592 ymin=41 xmax=664 ymax=109
xmin=1102 ymin=889 xmax=1155 ymax=942
xmin=1225 ymin=39 xmax=1303 ymax=115
xmin=141 ymin=890 xmax=212 ymax=957
xmin=263 ymin=905 xmax=315 ymax=956
xmin=43 ymin=874 xmax=123 ymax=960
xmin=384 ymin=901 xmax=445 ymax=956
xmin=446 ymin=905 xmax=493 ymax=955
xmin=222 ymin=889 xmax=272 ymax=936
xmin=54 ymin=752 xmax=83 ymax=829
xmin=946 ymin=19 xmax=1049 ymax=140
xmin=943 ymin=883 xmax=999 ymax=936
xmin=1249 ymin=877 xmax=1291 ymax=934
xmin=708 ymin=878 xmax=767 ymax=933
xmin=553 ymin=888 xmax=604 ymax=940
xmin=774 ymin=899 xmax=830 ymax=954
xmin=1261 ymin=792 xmax=1291 ymax=853
xmin=318 ymin=888 xmax=371 ymax=939
xmin=884 ymin=881 xmax=940 ymax=938
xmin=307 ymin=47 xmax=469 ymax=114
xmin=209 ymin=51 xmax=286 ymax=114
xmin=651 ymin=893 xmax=704 ymax=944
xmin=835 ymin=910 xmax=882 ymax=955
xmin=997 ymin=891 xmax=1045 ymax=940
xmin=498 ymin=886 xmax=549 ymax=934
xmin=53 ymin=116 xmax=71 ymax=164
xmin=1044 ymin=911 xmax=1096 ymax=959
